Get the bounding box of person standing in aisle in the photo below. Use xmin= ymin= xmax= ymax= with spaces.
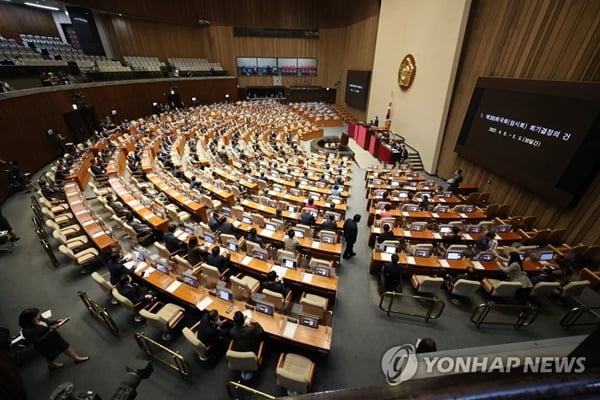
xmin=342 ymin=214 xmax=361 ymax=259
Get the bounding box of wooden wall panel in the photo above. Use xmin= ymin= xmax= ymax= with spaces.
xmin=437 ymin=0 xmax=600 ymax=245
xmin=0 ymin=78 xmax=237 ymax=202
xmin=0 ymin=3 xmax=59 ymax=42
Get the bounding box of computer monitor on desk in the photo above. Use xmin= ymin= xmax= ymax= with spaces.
xmin=496 ymin=224 xmax=511 ymax=233
xmin=253 ymin=249 xmax=268 ymax=261
xmin=478 ymin=252 xmax=495 ymax=262
xmin=287 ymin=205 xmax=300 ymax=213
xmin=321 ymin=235 xmax=335 ymax=244
xmin=216 ymin=287 xmax=234 ymax=302
xmin=182 ymin=271 xmax=200 ymax=288
xmin=314 ymin=265 xmax=333 ymax=277
xmin=414 ymin=248 xmax=430 ymax=258
xmin=203 ymin=233 xmax=216 ymax=244
xmin=221 ymin=207 xmax=232 ymax=217
xmin=241 ymin=215 xmax=253 ymax=224
xmin=265 ymin=222 xmax=277 ymax=232
xmin=439 ymin=224 xmax=453 ymax=233
xmin=447 ymin=250 xmax=463 ymax=260
xmin=410 ymin=223 xmax=424 ymax=232
xmin=282 ymin=258 xmax=297 ymax=269
xmin=384 ymin=245 xmax=397 ymax=254
xmin=463 ymin=205 xmax=476 ymax=213
xmin=293 ymin=229 xmax=305 ymax=239
xmin=134 ymin=251 xmax=145 ymax=262
xmin=466 ymin=225 xmax=483 ymax=234
xmin=155 ymin=262 xmax=171 ymax=274
xmin=255 ymin=301 xmax=275 ymax=317
xmin=227 ymin=241 xmax=239 ymax=253
xmin=406 ymin=205 xmax=419 ymax=212
xmin=299 ymin=314 xmax=319 ymax=329
xmin=442 ymin=191 xmax=453 ymax=198
xmin=538 ymin=251 xmax=554 ymax=262
xmin=436 ymin=205 xmax=450 ymax=213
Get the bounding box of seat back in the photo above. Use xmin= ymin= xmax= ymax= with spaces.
xmin=491 ymin=281 xmax=522 ymax=297
xmin=380 ymin=218 xmax=396 ymax=228
xmin=318 ymin=230 xmax=337 ymax=244
xmin=174 ymin=255 xmax=193 ymax=272
xmin=417 ymin=277 xmax=444 ymax=293
xmin=91 ymin=272 xmax=114 ymax=294
xmin=529 ymin=281 xmax=560 ymax=298
xmin=451 ymin=279 xmax=481 ymax=297
xmin=111 ymin=288 xmax=136 ymax=312
xmin=230 ymin=275 xmax=252 ymax=301
xmin=154 ymin=241 xmax=171 ymax=259
xmin=276 ymin=249 xmax=296 ymax=265
xmin=560 ymin=280 xmax=591 ymax=298
xmin=251 ymin=213 xmax=266 ymax=227
xmin=182 ymin=327 xmax=209 ymax=358
xmin=226 ymin=350 xmax=259 ymax=371
xmin=139 ymin=308 xmax=168 ymax=331
xmin=200 ymin=264 xmax=221 ymax=288
xmin=447 ymin=244 xmax=469 ymax=252
xmin=262 ymin=288 xmax=285 ymax=311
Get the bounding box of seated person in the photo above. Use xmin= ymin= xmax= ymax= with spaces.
xmin=116 ymin=274 xmax=155 ymax=306
xmin=381 ymin=254 xmax=403 ymax=292
xmin=107 ymin=252 xmax=128 ymax=285
xmin=304 ymin=197 xmax=317 ymax=210
xmin=208 ymin=212 xmax=222 ymax=232
xmin=376 ymin=223 xmax=395 ymax=245
xmin=330 ymin=185 xmax=341 ymax=196
xmin=187 ymin=237 xmax=208 ymax=266
xmin=379 ymin=204 xmax=393 ymax=218
xmin=484 ymin=252 xmax=532 ymax=301
xmin=107 ymin=195 xmax=128 ymax=218
xmin=189 ymin=176 xmax=201 ymax=190
xmin=261 ymin=271 xmax=290 ymax=296
xmin=54 ymin=166 xmax=69 ymax=183
xmin=197 ymin=309 xmax=229 ymax=348
xmin=530 ymin=266 xmax=561 ymax=286
xmin=230 ymin=311 xmax=264 ymax=353
xmin=474 ymin=232 xmax=497 ymax=253
xmin=299 ymin=209 xmax=316 ymax=226
xmin=321 ymin=214 xmax=337 ymax=231
xmin=283 ymin=229 xmax=300 ymax=252
xmin=205 ymin=246 xmax=230 ymax=273
xmin=90 ymin=160 xmax=105 ymax=177
xmin=419 ymin=195 xmax=430 ymax=212
xmin=162 ymin=224 xmax=187 ymax=254
xmin=124 ymin=212 xmax=154 ymax=237
xmin=441 ymin=226 xmax=463 ymax=246
xmin=39 ymin=181 xmax=66 ymax=202
xmin=217 ymin=216 xmax=235 ymax=236
xmin=246 ymin=228 xmax=266 ymax=249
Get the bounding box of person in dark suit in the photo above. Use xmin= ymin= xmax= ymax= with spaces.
xmin=381 ymin=254 xmax=403 ymax=292
xmin=261 ymin=271 xmax=290 ymax=296
xmin=299 ymin=210 xmax=316 ymax=226
xmin=163 ymin=224 xmax=186 ymax=254
xmin=187 ymin=237 xmax=208 ymax=266
xmin=107 ymin=253 xmax=127 ymax=285
xmin=205 ymin=246 xmax=230 ymax=273
xmin=107 ymin=195 xmax=128 ymax=218
xmin=230 ymin=311 xmax=264 ymax=355
xmin=196 ymin=310 xmax=228 ymax=351
xmin=342 ymin=214 xmax=361 ymax=259
xmin=116 ymin=274 xmax=155 ymax=305
xmin=208 ymin=212 xmax=221 ymax=232
xmin=321 ymin=214 xmax=337 ymax=230
xmin=441 ymin=226 xmax=463 ymax=246
xmin=246 ymin=228 xmax=266 ymax=249
xmin=217 ymin=216 xmax=235 ymax=235
xmin=376 ymin=223 xmax=395 ymax=244
xmin=18 ymin=307 xmax=89 ymax=369
xmin=447 ymin=168 xmax=463 ymax=193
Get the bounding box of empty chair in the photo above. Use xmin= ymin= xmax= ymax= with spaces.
xmin=520 ymin=216 xmax=538 ymax=231
xmin=262 ymin=288 xmax=292 ymax=313
xmin=232 ymin=205 xmax=244 ymax=220
xmin=173 ymin=254 xmax=195 ymax=275
xmin=38 ymin=196 xmax=69 ymax=214
xmin=251 ymin=213 xmax=266 ymax=227
xmin=154 ymin=241 xmax=172 ymax=259
xmin=518 ymin=229 xmax=552 ymax=246
xmin=200 ymin=263 xmax=227 ymax=289
xmin=308 ymin=257 xmax=332 ymax=272
xmin=51 ymin=228 xmax=89 ymax=251
xmin=276 ymin=249 xmax=296 ymax=265
xmin=230 ymin=274 xmax=260 ymax=301
xmin=139 ymin=302 xmax=185 ymax=340
xmin=529 ymin=281 xmax=561 ymax=298
xmin=41 ymin=207 xmax=73 ymax=225
xmin=557 ymin=280 xmax=591 ymax=302
xmin=379 ymin=217 xmax=396 ymax=228
xmin=91 ymin=272 xmax=118 ymax=305
xmin=200 ymin=193 xmax=222 ymax=211
xmin=112 ymin=288 xmax=150 ymax=322
xmin=546 ymin=229 xmax=566 ymax=246
xmin=477 ymin=220 xmax=495 ymax=231
xmin=166 ymin=205 xmax=192 ymax=224
xmin=45 ymin=219 xmax=81 ymax=237
xmin=496 ymin=204 xmax=512 ymax=219
xmin=449 ymin=279 xmax=481 ymax=299
xmin=410 ymin=274 xmax=444 ymax=294
xmin=461 ymin=192 xmax=480 ymax=205
xmin=58 ymin=245 xmax=100 ymax=270
xmin=226 ymin=340 xmax=264 ymax=381
xmin=276 ymin=353 xmax=316 ymax=395
xmin=484 ymin=204 xmax=499 ymax=219
xmin=299 ymin=292 xmax=328 ymax=321
xmin=477 ymin=192 xmax=491 ymax=206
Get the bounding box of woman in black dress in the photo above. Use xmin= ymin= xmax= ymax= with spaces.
xmin=18 ymin=308 xmax=89 ymax=369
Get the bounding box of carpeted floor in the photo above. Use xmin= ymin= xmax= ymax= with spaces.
xmin=0 ymin=127 xmax=597 ymax=399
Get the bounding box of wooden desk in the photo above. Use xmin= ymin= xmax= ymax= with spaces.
xmin=106 ymin=151 xmax=126 ymax=176
xmin=264 ymin=191 xmax=347 ymax=213
xmin=366 ymin=194 xmax=461 ymax=210
xmin=66 ymin=152 xmax=93 ymax=191
xmin=368 ymin=226 xmax=522 ymax=247
xmin=369 ymin=251 xmax=544 ymax=275
xmin=367 ymin=208 xmax=488 ymax=226
xmin=136 ymin=264 xmax=332 ymax=353
xmin=201 ymin=180 xmax=235 ymax=207
xmin=63 ymin=181 xmax=117 ymax=253
xmin=145 ymin=172 xmax=207 ymax=222
xmin=213 ymin=168 xmax=258 ymax=194
xmin=108 ymin=176 xmax=169 ymax=232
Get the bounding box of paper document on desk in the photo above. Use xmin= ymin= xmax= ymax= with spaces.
xmin=259 ymin=205 xmax=267 ymax=210
xmin=302 ymin=273 xmax=313 ymax=283
xmin=166 ymin=281 xmax=182 ymax=293
xmin=403 ymin=231 xmax=411 ymax=236
xmin=92 ymin=231 xmax=105 ymax=239
xmin=242 ymin=310 xmax=253 ymax=320
xmin=196 ymin=297 xmax=213 ymax=311
xmin=135 ymin=262 xmax=148 ymax=273
xmin=123 ymin=261 xmax=136 ymax=270
xmin=174 ymin=230 xmax=186 ymax=240
xmin=439 ymin=260 xmax=450 ymax=268
xmin=282 ymin=321 xmax=298 ymax=338
xmin=82 ymin=220 xmax=95 ymax=227
xmin=406 ymin=256 xmax=416 ymax=264
xmin=143 ymin=267 xmax=155 ymax=277
xmin=261 ymin=229 xmax=274 ymax=237
xmin=472 ymin=261 xmax=485 ymax=270
xmin=70 ymin=200 xmax=83 ymax=205
xmin=183 ymin=199 xmax=193 ymax=205
xmin=431 ymin=213 xmax=439 ymax=218
xmin=459 ymin=213 xmax=468 ymax=218
xmin=271 ymin=265 xmax=287 ymax=277
xmin=380 ymin=253 xmax=392 ymax=262
xmin=433 ymin=233 xmax=441 ymax=239
xmin=463 ymin=234 xmax=473 ymax=241
xmin=233 ymin=221 xmax=241 ymax=228
xmin=241 ymin=256 xmax=253 ymax=265
xmin=75 ymin=209 xmax=88 ymax=216
xmin=311 ymin=241 xmax=320 ymax=249
xmin=402 ymin=211 xmax=409 ymax=217
xmin=288 ymin=212 xmax=298 ymax=219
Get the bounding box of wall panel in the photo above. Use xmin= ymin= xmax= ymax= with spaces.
xmin=437 ymin=0 xmax=600 ymax=245
xmin=0 ymin=3 xmax=59 ymax=42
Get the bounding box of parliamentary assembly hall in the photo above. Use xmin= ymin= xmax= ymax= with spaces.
xmin=0 ymin=0 xmax=599 ymax=399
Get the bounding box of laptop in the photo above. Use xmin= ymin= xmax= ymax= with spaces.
xmin=538 ymin=251 xmax=554 ymax=261
xmin=203 ymin=233 xmax=215 ymax=244
xmin=241 ymin=215 xmax=253 ymax=224
xmin=447 ymin=250 xmax=463 ymax=260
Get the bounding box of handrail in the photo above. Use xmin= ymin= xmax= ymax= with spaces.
xmin=226 ymin=381 xmax=276 ymax=400
xmin=134 ymin=332 xmax=191 ymax=378
xmin=378 ymin=291 xmax=445 ymax=322
xmin=77 ymin=290 xmax=119 ymax=337
xmin=560 ymin=304 xmax=600 ymax=330
xmin=470 ymin=302 xmax=538 ymax=329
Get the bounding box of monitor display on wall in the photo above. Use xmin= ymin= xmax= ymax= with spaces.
xmin=455 ymin=77 xmax=600 ymax=207
xmin=345 ymin=70 xmax=371 ymax=111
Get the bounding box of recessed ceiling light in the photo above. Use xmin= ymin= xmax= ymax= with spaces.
xmin=24 ymin=2 xmax=60 ymax=11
